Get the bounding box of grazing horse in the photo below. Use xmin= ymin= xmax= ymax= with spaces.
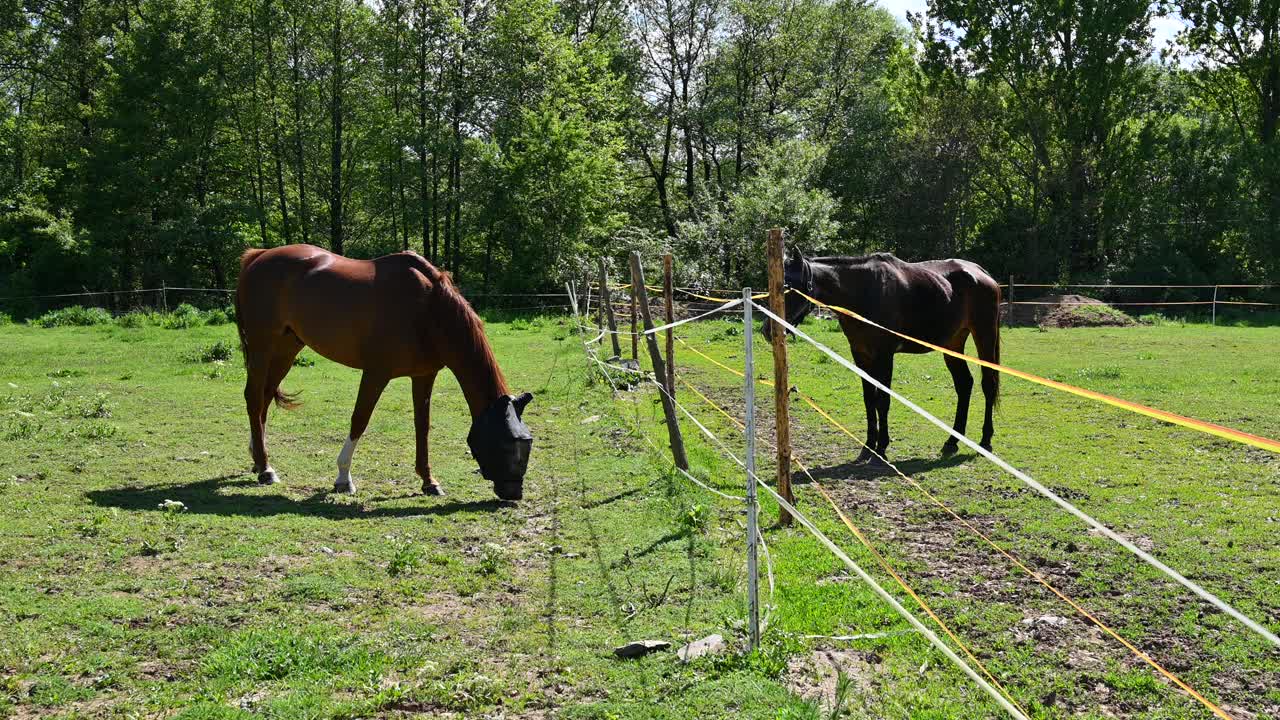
xmin=235 ymin=245 xmax=533 ymax=501
xmin=765 ymin=249 xmax=1001 ymax=464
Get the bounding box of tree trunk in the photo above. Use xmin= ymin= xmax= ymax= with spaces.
xmin=328 ymin=0 xmax=344 ymax=255
xmin=265 ymin=1 xmax=292 ymax=243
xmin=290 ymin=11 xmax=310 ymax=245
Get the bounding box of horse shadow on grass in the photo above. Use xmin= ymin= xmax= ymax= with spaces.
xmin=797 ymin=451 xmax=973 ymax=484
xmin=85 ymin=473 xmax=510 ymax=520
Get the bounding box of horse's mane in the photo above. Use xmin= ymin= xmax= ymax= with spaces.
xmin=425 ymin=260 xmax=510 ymax=396
xmin=809 ymin=252 xmax=901 ymax=266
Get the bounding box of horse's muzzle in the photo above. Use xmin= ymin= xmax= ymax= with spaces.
xmin=493 ymin=479 xmax=523 ymax=501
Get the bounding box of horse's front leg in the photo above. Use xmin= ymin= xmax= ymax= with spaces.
xmin=334 ymin=371 xmax=390 ymax=494
xmin=412 ymin=373 xmax=444 ymax=496
xmin=872 ymin=355 xmax=894 ymax=458
xmin=856 ymin=376 xmax=878 ymax=465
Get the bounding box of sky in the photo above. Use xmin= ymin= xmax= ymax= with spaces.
xmin=877 ymin=0 xmax=1188 ymax=57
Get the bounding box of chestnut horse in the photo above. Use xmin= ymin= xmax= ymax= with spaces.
xmin=766 ymin=249 xmax=1001 ymax=464
xmin=235 ymin=245 xmax=533 ymax=501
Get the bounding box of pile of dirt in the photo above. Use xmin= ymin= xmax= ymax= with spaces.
xmin=1003 ymin=294 xmax=1136 ymax=328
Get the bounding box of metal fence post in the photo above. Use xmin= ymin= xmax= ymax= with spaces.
xmin=743 ymin=286 xmax=760 ymax=653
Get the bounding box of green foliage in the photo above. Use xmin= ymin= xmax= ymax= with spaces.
xmin=32 ymin=306 xmax=113 ymax=328
xmin=190 ymin=340 xmax=236 ymax=364
xmin=387 ymin=539 xmax=422 ymax=577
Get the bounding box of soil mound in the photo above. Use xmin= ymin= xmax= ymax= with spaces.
xmin=1003 ymin=294 xmax=1136 ymax=328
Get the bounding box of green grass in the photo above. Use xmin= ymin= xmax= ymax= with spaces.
xmin=0 ymin=313 xmax=1277 ymax=718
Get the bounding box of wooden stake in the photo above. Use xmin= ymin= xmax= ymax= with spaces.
xmin=663 ymin=253 xmax=675 ymax=400
xmin=599 ymin=258 xmax=622 ymax=358
xmin=766 ymin=228 xmax=794 ymax=525
xmin=630 ymin=252 xmax=688 ymax=471
xmin=630 ymin=275 xmax=639 ymax=360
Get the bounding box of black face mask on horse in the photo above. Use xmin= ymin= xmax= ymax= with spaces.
xmin=468 ymin=392 xmax=533 ymax=501
xmin=762 ymin=246 xmax=815 ymax=343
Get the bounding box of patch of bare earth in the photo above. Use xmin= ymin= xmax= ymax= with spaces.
xmin=786 ymin=649 xmax=879 ymax=714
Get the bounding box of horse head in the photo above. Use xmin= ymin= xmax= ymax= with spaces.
xmin=467 ymin=392 xmax=534 ymax=501
xmin=762 ymin=246 xmax=815 ymax=341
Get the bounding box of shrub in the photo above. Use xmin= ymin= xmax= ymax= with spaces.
xmin=32 ymin=306 xmax=113 ymax=328
xmin=162 ymin=303 xmax=204 ymax=329
xmin=0 ymin=312 xmax=11 ymax=325
xmin=204 ymin=308 xmax=230 ymax=326
xmin=117 ymin=311 xmax=150 ymax=328
xmin=191 ymin=340 xmax=236 ymax=364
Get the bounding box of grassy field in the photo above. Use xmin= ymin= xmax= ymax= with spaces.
xmin=0 ymin=309 xmax=1277 ymax=719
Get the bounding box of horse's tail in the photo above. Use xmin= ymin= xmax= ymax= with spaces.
xmin=990 ymin=283 xmax=1002 ymax=408
xmin=234 ymin=248 xmax=301 ymax=411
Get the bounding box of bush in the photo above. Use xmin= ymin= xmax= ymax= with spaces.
xmin=204 ymin=308 xmax=230 ymax=326
xmin=191 ymin=340 xmax=236 ymax=364
xmin=162 ymin=303 xmax=203 ymax=329
xmin=32 ymin=306 xmax=113 ymax=328
xmin=0 ymin=312 xmax=11 ymax=325
xmin=117 ymin=311 xmax=150 ymax=328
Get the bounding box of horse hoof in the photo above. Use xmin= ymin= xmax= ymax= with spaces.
xmin=422 ymin=482 xmax=445 ymax=496
xmin=333 ymin=480 xmax=356 ymax=494
xmin=979 ymin=442 xmax=993 ymax=453
xmin=258 ymin=469 xmax=279 ymax=485
xmin=941 ymin=442 xmax=959 ymax=457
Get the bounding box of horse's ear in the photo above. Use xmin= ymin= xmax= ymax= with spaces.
xmin=786 ymin=244 xmax=805 ymax=265
xmin=513 ymin=392 xmax=533 ymax=419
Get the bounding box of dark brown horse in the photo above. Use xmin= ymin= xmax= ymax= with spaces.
xmin=766 ymin=249 xmax=1001 ymax=463
xmin=235 ymin=245 xmax=533 ymax=501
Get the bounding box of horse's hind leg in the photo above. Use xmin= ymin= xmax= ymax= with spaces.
xmin=334 ymin=371 xmax=391 ymax=494
xmin=413 ymin=372 xmax=444 ymax=496
xmin=243 ymin=347 xmax=277 ymax=484
xmin=972 ymin=325 xmax=999 ymax=451
xmin=941 ymin=339 xmax=973 ymax=456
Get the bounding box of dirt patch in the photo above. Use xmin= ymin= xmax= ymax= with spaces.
xmin=786 ymin=648 xmax=880 ymax=714
xmin=1003 ymin=294 xmax=1136 ymax=328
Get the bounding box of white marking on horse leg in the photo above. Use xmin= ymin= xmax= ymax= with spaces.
xmin=334 ymin=436 xmax=358 ymax=493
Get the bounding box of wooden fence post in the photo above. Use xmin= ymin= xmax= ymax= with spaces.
xmin=766 ymin=228 xmax=794 ymax=525
xmin=630 ymin=252 xmax=688 ymax=471
xmin=663 ymin=253 xmax=675 ymax=400
xmin=599 ymin=258 xmax=622 ymax=358
xmin=630 ymin=275 xmax=639 ymax=361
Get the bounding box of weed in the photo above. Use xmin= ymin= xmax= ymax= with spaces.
xmin=1075 ymin=365 xmax=1123 ymax=381
xmin=3 ymin=415 xmax=42 ymax=440
xmin=141 ymin=498 xmax=188 ymax=555
xmin=201 ymin=627 xmax=383 ymax=685
xmin=47 ymin=368 xmax=85 ymax=378
xmin=0 ymin=311 xmax=10 ymax=325
xmin=191 ymin=340 xmax=236 ymax=364
xmin=75 ymin=511 xmax=112 ymax=538
xmin=293 ymin=354 xmax=317 ymax=367
xmin=388 ymin=539 xmax=422 ymax=577
xmin=75 ymin=393 xmax=113 ymax=419
xmin=478 ymin=542 xmax=509 ymax=576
